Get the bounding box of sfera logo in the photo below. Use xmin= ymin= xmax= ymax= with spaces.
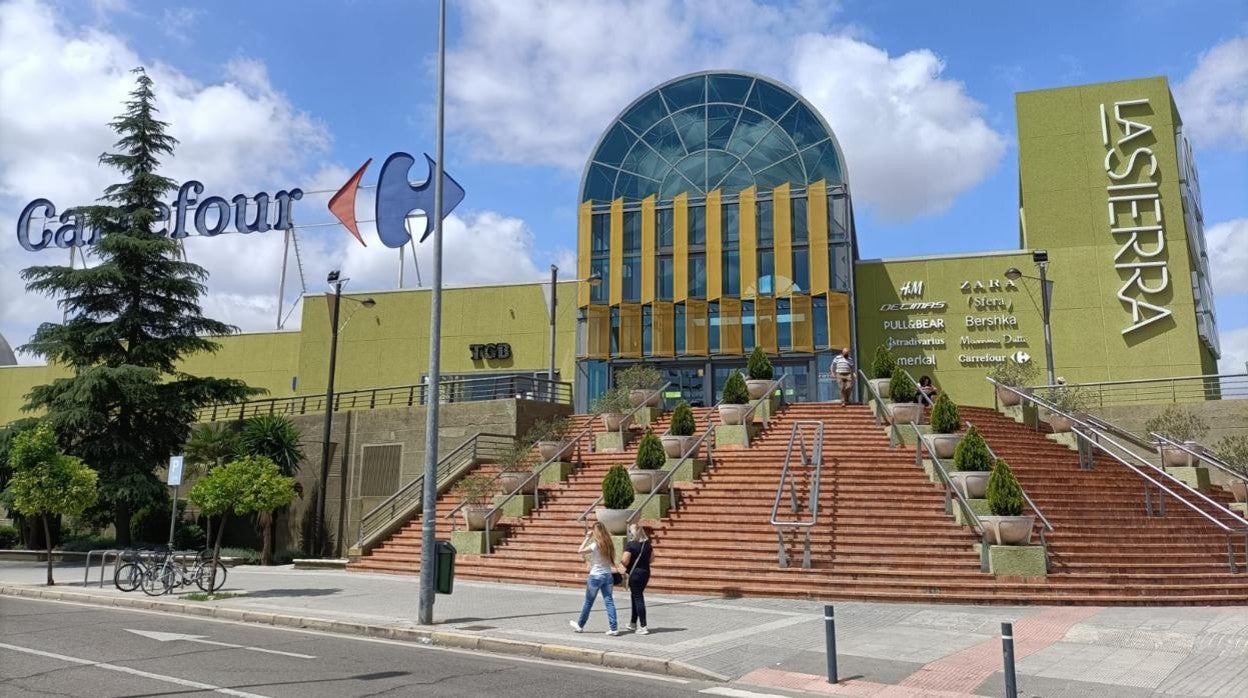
xmin=879 ymin=301 xmax=947 ymax=312
xmin=329 ymin=152 xmax=465 ymax=249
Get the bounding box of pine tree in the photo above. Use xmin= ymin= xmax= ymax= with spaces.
xmin=20 ymin=69 xmax=257 ymax=545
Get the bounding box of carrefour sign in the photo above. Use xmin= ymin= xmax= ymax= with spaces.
xmin=16 ymin=151 xmax=465 ymax=252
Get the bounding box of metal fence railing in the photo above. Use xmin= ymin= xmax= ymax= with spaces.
xmin=1028 ymin=373 xmax=1248 ymax=408
xmin=198 ymin=375 xmax=573 ymax=422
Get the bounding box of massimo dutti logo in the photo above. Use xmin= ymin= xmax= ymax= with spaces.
xmin=328 ymin=152 xmax=466 ymax=248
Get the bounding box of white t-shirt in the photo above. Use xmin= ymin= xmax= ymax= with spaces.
xmin=831 ymin=355 xmax=853 ymax=375
xmin=586 ymin=541 xmax=613 ymax=577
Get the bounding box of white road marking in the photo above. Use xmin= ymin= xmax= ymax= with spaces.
xmin=124 ymin=628 xmax=316 ymax=658
xmin=5 ymin=596 xmax=690 ymax=684
xmin=0 ymin=641 xmax=270 ymax=697
xmin=700 ymin=688 xmax=790 ymax=698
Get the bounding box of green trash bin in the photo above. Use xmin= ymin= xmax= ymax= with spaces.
xmin=435 ymin=540 xmax=456 ymax=594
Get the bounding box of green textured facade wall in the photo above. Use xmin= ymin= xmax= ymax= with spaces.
xmin=178 ymin=331 xmax=302 ymax=399
xmin=0 ymin=364 xmax=67 ymax=425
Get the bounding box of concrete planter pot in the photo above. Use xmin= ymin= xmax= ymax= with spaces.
xmin=1227 ymin=480 xmax=1247 ymax=503
xmin=1159 ymin=442 xmax=1200 ymax=467
xmin=980 ymin=515 xmax=1036 ymax=545
xmin=869 ymin=378 xmax=891 ymax=402
xmin=595 ymin=507 xmax=634 ymax=535
xmin=887 ymin=401 xmax=922 ymax=426
xmin=629 ymin=469 xmax=668 ymax=495
xmin=745 ymin=379 xmax=772 ymax=400
xmin=949 ymin=471 xmax=990 ymax=499
xmin=661 ymin=435 xmax=685 ymax=458
xmin=497 ymin=471 xmax=537 ymax=496
xmin=628 ymin=389 xmax=661 ymax=408
xmin=538 ymin=440 xmax=572 ymax=462
xmin=1047 ymin=413 xmax=1076 ymax=433
xmin=462 ymin=506 xmax=503 ymax=532
xmin=601 ymin=413 xmax=629 ymax=432
xmin=996 ymin=385 xmax=1029 ymax=407
xmin=718 ymin=403 xmax=750 ymax=426
xmin=927 ymin=433 xmax=963 ymax=460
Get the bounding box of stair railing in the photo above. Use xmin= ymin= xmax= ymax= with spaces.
xmin=859 ymin=369 xmax=885 ymax=427
xmin=989 ymin=378 xmax=1248 ymax=573
xmin=769 ymin=420 xmax=825 ymax=569
xmin=1148 ymin=433 xmax=1248 ymax=494
xmin=910 ymin=422 xmax=992 ymax=573
xmin=963 ymin=418 xmax=1056 ymax=571
xmin=354 ymin=432 xmax=515 ymax=554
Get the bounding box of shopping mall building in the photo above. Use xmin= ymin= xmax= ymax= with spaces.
xmin=0 ymin=72 xmax=1221 ymax=422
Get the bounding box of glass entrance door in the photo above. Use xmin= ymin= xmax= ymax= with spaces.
xmin=659 ymin=365 xmax=707 ymax=407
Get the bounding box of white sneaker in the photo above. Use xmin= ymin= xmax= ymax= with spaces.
xmin=637 ymin=626 xmax=650 ymax=635
xmin=569 ymin=621 xmax=583 ymax=633
xmin=605 ymin=629 xmax=620 ymax=636
xmin=627 ymin=622 xmax=637 ymax=631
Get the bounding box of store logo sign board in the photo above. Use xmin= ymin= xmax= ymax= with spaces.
xmin=329 ymin=152 xmax=465 ymax=249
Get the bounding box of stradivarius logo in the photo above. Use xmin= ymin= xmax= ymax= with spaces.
xmin=328 ymin=152 xmax=466 ymax=248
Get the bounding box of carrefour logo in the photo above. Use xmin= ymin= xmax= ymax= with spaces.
xmin=14 ymin=151 xmax=464 ymax=252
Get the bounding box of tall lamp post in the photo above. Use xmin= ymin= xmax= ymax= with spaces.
xmin=1005 ymin=249 xmax=1055 ymax=386
xmin=546 ymin=266 xmax=602 ymax=391
xmin=315 ymin=270 xmax=375 ymax=558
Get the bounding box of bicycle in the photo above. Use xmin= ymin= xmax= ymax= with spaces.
xmin=113 ymin=547 xmax=166 ymax=593
xmin=130 ymin=550 xmax=228 ymax=596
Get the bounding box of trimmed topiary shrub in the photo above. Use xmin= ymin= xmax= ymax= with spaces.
xmin=722 ymin=372 xmax=750 ymax=405
xmin=987 ymin=459 xmax=1025 ymax=516
xmin=635 ymin=431 xmax=666 ymax=470
xmin=0 ymin=524 xmax=19 ymax=549
xmin=602 ymin=464 xmax=635 ymax=509
xmin=870 ymin=346 xmax=896 ymax=380
xmin=930 ymin=393 xmax=960 ymax=434
xmin=953 ymin=426 xmax=992 ymax=472
xmin=747 ymin=346 xmax=773 ymax=380
xmin=670 ymin=402 xmax=696 ymax=436
xmin=888 ymin=371 xmax=917 ymax=403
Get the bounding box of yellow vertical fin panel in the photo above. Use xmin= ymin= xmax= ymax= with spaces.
xmin=807 ymin=180 xmax=829 ymax=296
xmin=756 ymin=296 xmax=778 ymax=352
xmin=706 ymin=189 xmax=722 ymax=301
xmin=619 ymin=303 xmax=641 ymax=358
xmin=652 ymin=301 xmax=674 ymax=357
xmin=739 ymin=186 xmax=757 ymax=300
xmin=686 ymin=299 xmax=708 ymax=356
xmin=828 ymin=292 xmax=851 ymax=350
xmin=720 ymin=298 xmax=742 ymax=354
xmin=773 ymin=183 xmax=792 ymax=297
xmin=791 ymin=293 xmax=813 ymax=352
xmin=641 ymin=195 xmax=656 ymax=305
xmin=609 ymin=198 xmax=623 ymax=306
xmin=578 ymin=201 xmax=592 ymax=307
xmin=673 ymin=193 xmax=689 ymax=302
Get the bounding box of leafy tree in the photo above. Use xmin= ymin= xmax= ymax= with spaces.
xmin=183 ymin=422 xmax=241 ymax=550
xmin=236 ymin=416 xmax=304 ymax=565
xmin=746 ymin=346 xmax=773 ymax=381
xmin=601 ymin=465 xmax=635 ymax=510
xmin=8 ymin=425 xmax=98 ymax=585
xmin=0 ymin=419 xmax=40 ymax=546
xmin=953 ymin=426 xmax=992 ymax=472
xmin=634 ymin=431 xmax=665 ymax=470
xmin=19 ymin=69 xmax=257 ymax=545
xmin=929 ymin=394 xmax=960 ymax=434
xmin=670 ymin=402 xmax=696 ymax=437
xmin=869 ymin=346 xmax=896 ymax=379
xmin=986 ymin=459 xmax=1025 ymax=517
xmin=189 ymin=456 xmax=296 ymax=588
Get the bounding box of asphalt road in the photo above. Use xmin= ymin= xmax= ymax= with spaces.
xmin=0 ymin=596 xmax=790 ymax=698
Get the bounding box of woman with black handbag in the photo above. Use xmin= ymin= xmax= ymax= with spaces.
xmin=570 ymin=522 xmax=620 ymax=636
xmin=621 ymin=524 xmax=653 ymax=635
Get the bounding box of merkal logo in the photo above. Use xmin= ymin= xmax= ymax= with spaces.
xmin=329 ymin=152 xmax=465 ymax=248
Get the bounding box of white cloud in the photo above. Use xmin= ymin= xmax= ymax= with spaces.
xmin=1218 ymin=326 xmax=1248 ymax=378
xmin=446 ymin=0 xmax=1004 ymax=221
xmin=1206 ymin=218 xmax=1248 ymax=295
xmin=160 ymin=7 xmax=202 ymax=43
xmin=1175 ymin=36 xmax=1248 ymax=149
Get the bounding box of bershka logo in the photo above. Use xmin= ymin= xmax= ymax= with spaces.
xmin=329 ymin=152 xmax=466 ymax=248
xmin=880 ymin=302 xmax=947 ymax=312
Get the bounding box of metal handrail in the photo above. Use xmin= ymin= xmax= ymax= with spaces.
xmin=1150 ymin=433 xmax=1248 ymax=489
xmin=990 ymin=378 xmax=1248 ymax=572
xmin=355 ymin=432 xmax=514 ymax=552
xmin=1027 ymin=372 xmax=1247 ymax=407
xmin=859 ymin=368 xmax=886 ymax=427
xmin=769 ymin=420 xmax=825 ymax=569
xmin=963 ymin=419 xmax=1055 ymax=535
xmin=910 ymin=422 xmax=991 ymax=573
xmin=198 ymin=374 xmax=574 ymax=421
xmin=900 ymin=368 xmax=936 ymax=409
xmin=737 ymin=373 xmax=789 ymax=428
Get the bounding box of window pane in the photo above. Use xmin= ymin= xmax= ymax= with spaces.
xmin=642 ymin=304 xmax=652 ymax=356
xmin=675 ymin=303 xmax=686 ymax=353
xmin=623 ymin=211 xmax=641 ymax=252
xmin=742 ymin=300 xmax=755 ymax=349
xmin=793 ymin=248 xmax=809 ymax=293
xmin=757 ymin=200 xmax=773 ymax=245
xmin=708 ymin=301 xmax=720 ymax=354
xmin=758 ymin=250 xmax=774 ymax=296
xmin=591 ymin=257 xmax=609 ymax=303
xmin=723 ymin=203 xmax=739 ymax=246
xmin=658 ymin=257 xmax=673 ymax=300
xmin=689 ymin=254 xmax=707 ymax=298
xmin=610 ymin=307 xmax=620 ymax=356
xmin=689 ymin=205 xmax=706 ymax=246
xmin=792 ymin=197 xmax=807 ymax=243
xmin=722 ymin=250 xmax=740 ymax=297
xmin=592 ymin=214 xmax=610 ymax=251
xmin=623 ymin=256 xmax=641 ymax=302
xmin=831 ymin=243 xmax=849 ymax=291
xmin=813 ymin=296 xmax=829 ymax=349
xmin=777 ymin=298 xmax=792 ymax=351
xmin=657 ymin=208 xmax=674 ymax=247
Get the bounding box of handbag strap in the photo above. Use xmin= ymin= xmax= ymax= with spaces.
xmin=626 ymin=542 xmax=646 ymax=576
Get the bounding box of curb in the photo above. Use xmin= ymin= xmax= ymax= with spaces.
xmin=0 ymin=585 xmax=726 ymax=683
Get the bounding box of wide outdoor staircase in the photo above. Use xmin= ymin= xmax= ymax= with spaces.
xmin=351 ymin=402 xmax=1248 ymax=605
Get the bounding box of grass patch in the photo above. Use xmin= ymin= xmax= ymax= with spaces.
xmin=183 ymin=592 xmax=243 ymax=602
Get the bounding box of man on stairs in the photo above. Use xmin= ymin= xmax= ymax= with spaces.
xmin=831 ymin=347 xmax=855 ymax=406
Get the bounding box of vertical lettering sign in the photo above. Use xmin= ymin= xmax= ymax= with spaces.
xmin=1100 ymin=99 xmax=1172 ymax=335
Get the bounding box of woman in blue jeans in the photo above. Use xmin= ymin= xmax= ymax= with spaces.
xmin=569 ymin=521 xmax=620 ymax=636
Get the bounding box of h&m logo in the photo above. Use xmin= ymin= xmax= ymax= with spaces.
xmin=898 ymin=280 xmax=923 ymax=297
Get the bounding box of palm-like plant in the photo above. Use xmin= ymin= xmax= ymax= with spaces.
xmin=238 ymin=416 xmax=305 ymax=565
xmin=184 ymin=424 xmax=241 ymax=478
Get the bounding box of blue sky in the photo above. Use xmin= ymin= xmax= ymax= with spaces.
xmin=1 ymin=0 xmax=1245 ymax=369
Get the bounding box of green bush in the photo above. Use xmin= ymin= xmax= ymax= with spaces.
xmin=987 ymin=360 xmax=1038 ymax=388
xmin=173 ymin=522 xmax=205 ymax=551
xmin=617 ymin=364 xmax=662 ymax=390
xmin=670 ymin=402 xmax=696 ymax=437
xmin=497 ymin=443 xmax=534 ymax=473
xmin=635 ymin=431 xmax=666 ymax=470
xmin=722 ymin=372 xmax=749 ymax=405
xmin=602 ymin=464 xmax=635 ymax=509
xmin=218 ymin=547 xmax=261 ymax=564
xmin=987 ymin=459 xmax=1025 ymax=516
xmin=452 ymin=473 xmax=496 ymax=507
xmin=929 ymin=393 xmax=960 ymax=434
xmin=591 ymin=387 xmax=632 ymax=414
xmin=1144 ymin=405 xmax=1209 ymax=443
xmin=888 ymin=372 xmax=917 ymax=403
xmin=746 ymin=346 xmax=773 ymax=381
xmin=0 ymin=524 xmax=20 ymax=549
xmin=1042 ymin=386 xmax=1087 ymax=413
xmin=58 ymin=533 xmax=116 ymax=552
xmin=870 ymin=346 xmax=896 ymax=379
xmin=525 ymin=416 xmax=569 ymax=444
xmin=1212 ymin=434 xmax=1248 ymax=476
xmin=953 ymin=426 xmax=992 ymax=472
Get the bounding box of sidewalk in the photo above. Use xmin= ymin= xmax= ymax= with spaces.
xmin=3 ymin=561 xmax=1247 ymax=697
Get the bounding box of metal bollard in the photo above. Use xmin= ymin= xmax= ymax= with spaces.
xmin=824 ymin=604 xmax=838 ymax=684
xmin=1002 ymin=621 xmax=1017 ymax=698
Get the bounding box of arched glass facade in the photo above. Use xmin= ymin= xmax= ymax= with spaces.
xmin=576 ymin=71 xmax=857 ymax=407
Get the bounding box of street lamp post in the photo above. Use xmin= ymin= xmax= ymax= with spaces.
xmin=1005 ymin=249 xmax=1055 ymax=386
xmin=315 ymin=271 xmax=343 ymax=558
